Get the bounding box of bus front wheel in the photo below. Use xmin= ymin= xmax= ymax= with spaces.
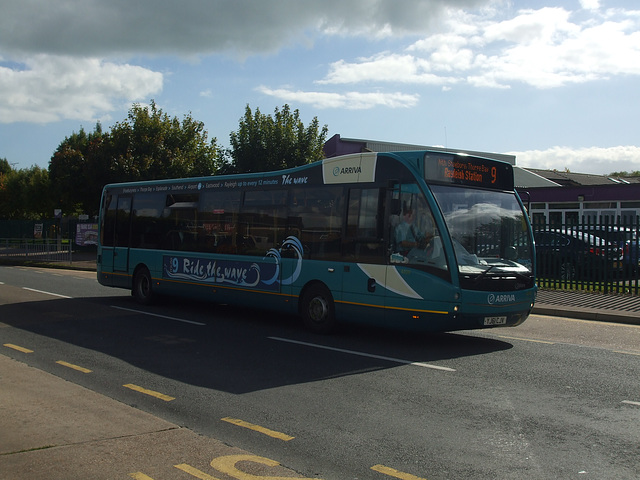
xmin=132 ymin=267 xmax=154 ymax=305
xmin=301 ymin=284 xmax=336 ymax=334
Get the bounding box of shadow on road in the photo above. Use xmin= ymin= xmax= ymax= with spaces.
xmin=1 ymin=294 xmax=513 ymax=394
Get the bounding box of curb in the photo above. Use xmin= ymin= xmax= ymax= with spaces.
xmin=532 ymin=305 xmax=640 ymax=326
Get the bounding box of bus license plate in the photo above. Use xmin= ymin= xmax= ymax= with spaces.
xmin=484 ymin=316 xmax=507 ymax=326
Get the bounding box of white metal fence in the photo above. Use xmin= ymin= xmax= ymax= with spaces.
xmin=0 ymin=239 xmax=73 ymax=264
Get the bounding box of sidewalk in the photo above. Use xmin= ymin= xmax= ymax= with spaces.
xmin=0 ymin=355 xmax=303 ymax=480
xmin=534 ymin=288 xmax=640 ymax=325
xmin=0 ymin=250 xmax=97 ymax=271
xmin=1 ymin=251 xmax=314 ymax=478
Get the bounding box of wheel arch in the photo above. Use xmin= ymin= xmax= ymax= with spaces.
xmin=298 ymin=280 xmax=338 ymax=333
xmin=297 ymin=280 xmax=332 ymax=316
xmin=131 ymin=262 xmax=151 ymax=283
xmin=131 ymin=262 xmax=155 ymax=305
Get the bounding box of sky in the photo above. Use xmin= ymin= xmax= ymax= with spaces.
xmin=1 ymin=0 xmax=639 ymax=175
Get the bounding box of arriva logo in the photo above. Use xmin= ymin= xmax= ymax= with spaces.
xmin=488 ymin=293 xmax=516 ymax=304
xmin=333 ymin=165 xmax=362 ymax=176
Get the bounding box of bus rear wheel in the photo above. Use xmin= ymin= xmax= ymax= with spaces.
xmin=132 ymin=267 xmax=154 ymax=305
xmin=301 ymin=284 xmax=336 ymax=334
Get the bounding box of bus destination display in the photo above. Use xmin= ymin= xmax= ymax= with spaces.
xmin=424 ymin=153 xmax=513 ymax=191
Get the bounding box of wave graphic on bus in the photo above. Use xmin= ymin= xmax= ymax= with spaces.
xmin=264 ymin=235 xmax=304 ymax=286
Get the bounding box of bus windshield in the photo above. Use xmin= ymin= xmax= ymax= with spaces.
xmin=429 ymin=184 xmax=534 ymax=284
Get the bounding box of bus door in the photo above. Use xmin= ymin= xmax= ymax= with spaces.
xmin=341 ymin=187 xmax=388 ymax=321
xmin=112 ymin=195 xmax=132 ymax=272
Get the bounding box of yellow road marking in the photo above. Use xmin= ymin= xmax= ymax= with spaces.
xmin=211 ymin=454 xmax=321 ymax=479
xmin=371 ymin=464 xmax=427 ymax=480
xmin=174 ymin=464 xmax=220 ymax=479
xmin=221 ymin=417 xmax=295 ymax=441
xmin=123 ymin=383 xmax=175 ymax=402
xmin=129 ymin=473 xmax=155 ymax=480
xmin=3 ymin=343 xmax=33 ymax=353
xmin=56 ymin=360 xmax=92 ymax=373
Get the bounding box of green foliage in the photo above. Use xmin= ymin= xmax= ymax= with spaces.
xmin=109 ymin=100 xmax=222 ymax=181
xmin=49 ymin=124 xmax=106 ymax=217
xmin=0 ymin=157 xmax=11 ymax=175
xmin=3 ymin=101 xmax=328 ymax=220
xmin=228 ymin=104 xmax=328 ymax=173
xmin=48 ymin=101 xmax=224 ymax=216
xmin=609 ymin=170 xmax=640 ymax=177
xmin=0 ymin=165 xmax=53 ymax=219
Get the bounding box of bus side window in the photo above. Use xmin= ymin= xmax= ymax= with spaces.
xmin=161 ymin=193 xmax=199 ymax=251
xmin=131 ymin=193 xmax=165 ymax=249
xmin=115 ymin=196 xmax=132 ymax=248
xmin=344 ymin=188 xmax=385 ymax=264
xmin=288 ymin=186 xmax=344 ymax=260
xmin=240 ymin=190 xmax=288 ymax=255
xmin=199 ymin=190 xmax=241 ymax=253
xmin=101 ymin=194 xmax=115 ymax=247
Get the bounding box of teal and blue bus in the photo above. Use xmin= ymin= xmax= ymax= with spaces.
xmin=98 ymin=151 xmax=536 ymax=333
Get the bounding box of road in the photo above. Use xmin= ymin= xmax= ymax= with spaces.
xmin=1 ymin=265 xmax=639 ymax=479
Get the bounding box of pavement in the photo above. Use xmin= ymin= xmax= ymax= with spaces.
xmin=1 ymin=252 xmax=640 ymax=479
xmin=535 ymin=288 xmax=640 ymax=325
xmin=0 ymin=355 xmax=305 ymax=480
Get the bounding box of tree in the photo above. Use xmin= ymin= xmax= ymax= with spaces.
xmin=0 ymin=159 xmax=12 ymax=218
xmin=0 ymin=157 xmax=11 ymax=176
xmin=228 ymin=104 xmax=328 ymax=173
xmin=109 ymin=100 xmax=223 ymax=181
xmin=0 ymin=165 xmax=53 ymax=219
xmin=49 ymin=124 xmax=104 ymax=216
xmin=0 ymin=158 xmax=10 ymax=215
xmin=48 ymin=101 xmax=224 ymax=216
xmin=609 ymin=170 xmax=640 ymax=177
xmin=22 ymin=166 xmax=54 ymax=219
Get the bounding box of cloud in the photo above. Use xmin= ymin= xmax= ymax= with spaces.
xmin=0 ymin=56 xmax=162 ymax=123
xmin=318 ymin=54 xmax=459 ymax=86
xmin=257 ymin=86 xmax=419 ymax=109
xmin=0 ymin=0 xmax=485 ymax=58
xmin=0 ymin=0 xmax=485 ymax=121
xmin=512 ymin=146 xmax=640 ymax=175
xmin=316 ymin=5 xmax=640 ymax=89
xmin=579 ymin=0 xmax=600 ymax=11
xmin=2 ymin=1 xmax=640 ymax=125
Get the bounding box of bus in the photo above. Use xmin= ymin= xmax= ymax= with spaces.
xmin=97 ymin=150 xmax=536 ymax=333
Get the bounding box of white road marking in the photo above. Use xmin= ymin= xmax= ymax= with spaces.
xmin=622 ymin=400 xmax=640 ymax=407
xmin=22 ymin=287 xmax=71 ymax=299
xmin=269 ymin=337 xmax=456 ymax=372
xmin=111 ymin=305 xmax=206 ymax=326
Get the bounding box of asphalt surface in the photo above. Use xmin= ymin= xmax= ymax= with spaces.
xmin=2 ymin=253 xmax=639 ymax=479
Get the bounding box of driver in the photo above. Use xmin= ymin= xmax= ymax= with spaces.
xmin=395 ymin=203 xmax=435 ymax=256
xmin=395 ymin=203 xmax=419 ymax=255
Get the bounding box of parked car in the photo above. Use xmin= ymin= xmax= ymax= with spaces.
xmin=534 ymin=229 xmax=623 ymax=280
xmin=580 ymin=225 xmax=640 ymax=274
